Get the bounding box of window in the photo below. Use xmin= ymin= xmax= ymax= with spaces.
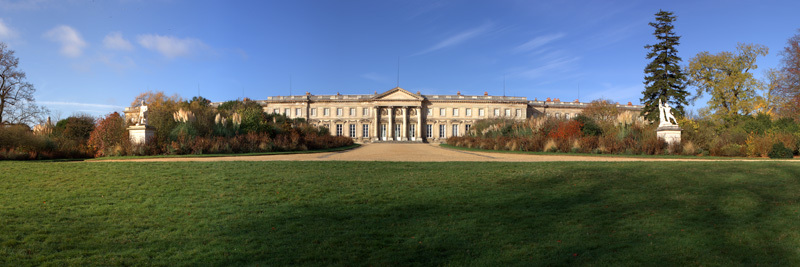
xmin=349 ymin=108 xmax=356 ymax=116
xmin=466 ymin=108 xmax=472 ymax=116
xmin=439 ymin=108 xmax=446 ymax=116
xmin=311 ymin=108 xmax=317 ymax=117
xmin=426 ymin=124 xmax=433 ymax=138
xmin=381 ymin=124 xmax=387 ymax=138
xmin=452 ymin=124 xmax=459 ymax=137
xmin=336 ymin=108 xmax=342 ymax=117
xmin=427 ymin=108 xmax=432 ymax=116
xmin=336 ymin=124 xmax=343 ymax=136
xmin=363 ymin=108 xmax=369 ymax=116
xmin=410 ymin=124 xmax=416 ymax=138
xmin=515 ymin=109 xmax=522 ymax=117
xmin=565 ymin=113 xmax=571 ymax=120
xmin=494 ymin=108 xmax=500 ymax=117
xmin=466 ymin=124 xmax=471 ymax=133
xmin=439 ymin=125 xmax=446 ymax=138
xmin=284 ymin=108 xmax=290 ymax=115
xmin=479 ymin=108 xmax=485 ymax=117
xmin=555 ymin=113 xmax=561 ymax=119
xmin=453 ymin=108 xmax=459 ymax=117
xmin=362 ymin=124 xmax=369 ymax=138
xmin=295 ymin=108 xmax=301 ymax=117
xmin=273 ymin=109 xmax=279 ymax=114
xmin=505 ymin=109 xmax=511 ymax=117
xmin=349 ymin=124 xmax=356 ymax=138
xmin=323 ymin=108 xmax=330 ymax=116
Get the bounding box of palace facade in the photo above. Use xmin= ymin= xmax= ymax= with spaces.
xmin=256 ymin=87 xmax=644 ymax=143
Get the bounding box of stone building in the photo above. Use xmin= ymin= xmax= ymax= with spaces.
xmin=256 ymin=87 xmax=643 ymax=143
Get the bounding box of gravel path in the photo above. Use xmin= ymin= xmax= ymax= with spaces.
xmin=96 ymin=143 xmax=787 ymax=162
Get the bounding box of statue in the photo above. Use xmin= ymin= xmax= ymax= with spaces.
xmin=658 ymin=99 xmax=678 ymax=127
xmin=137 ymin=100 xmax=149 ymax=126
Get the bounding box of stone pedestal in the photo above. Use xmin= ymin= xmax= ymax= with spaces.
xmin=128 ymin=125 xmax=155 ymax=145
xmin=657 ymin=125 xmax=682 ymax=145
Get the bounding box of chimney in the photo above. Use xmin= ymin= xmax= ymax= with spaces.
xmin=457 ymin=91 xmax=461 ymax=96
xmin=484 ymin=92 xmax=488 ymax=96
xmin=416 ymin=91 xmax=421 ymax=95
xmin=574 ymin=99 xmax=580 ymax=103
xmin=554 ymin=98 xmax=560 ymax=102
xmin=627 ymin=102 xmax=632 ymax=106
xmin=546 ymin=97 xmax=551 ymax=102
xmin=305 ymin=91 xmax=311 ymax=96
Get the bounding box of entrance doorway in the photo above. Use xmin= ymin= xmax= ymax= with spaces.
xmin=380 ymin=124 xmax=387 ymax=141
xmin=394 ymin=125 xmax=401 ymax=141
xmin=410 ymin=124 xmax=416 ymax=141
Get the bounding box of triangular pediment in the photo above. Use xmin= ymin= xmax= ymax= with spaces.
xmin=373 ymin=87 xmax=423 ymax=101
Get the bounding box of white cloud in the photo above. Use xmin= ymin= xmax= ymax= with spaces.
xmin=103 ymin=32 xmax=133 ymax=51
xmin=0 ymin=18 xmax=17 ymax=39
xmin=514 ymin=33 xmax=566 ymax=53
xmin=414 ymin=22 xmax=493 ymax=55
xmin=137 ymin=34 xmax=208 ymax=59
xmin=43 ymin=25 xmax=87 ymax=58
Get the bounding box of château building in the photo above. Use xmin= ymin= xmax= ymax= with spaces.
xmin=256 ymin=87 xmax=643 ymax=143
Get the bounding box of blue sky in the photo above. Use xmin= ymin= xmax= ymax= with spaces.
xmin=0 ymin=0 xmax=798 ymax=118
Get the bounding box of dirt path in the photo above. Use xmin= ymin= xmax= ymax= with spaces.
xmin=96 ymin=143 xmax=788 ymax=162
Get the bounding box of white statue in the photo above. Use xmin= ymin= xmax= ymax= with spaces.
xmin=658 ymin=99 xmax=678 ymax=127
xmin=137 ymin=100 xmax=149 ymax=126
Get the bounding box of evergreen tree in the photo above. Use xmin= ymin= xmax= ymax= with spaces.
xmin=641 ymin=10 xmax=689 ymax=122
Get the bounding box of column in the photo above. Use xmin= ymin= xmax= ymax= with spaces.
xmin=387 ymin=106 xmax=394 ymax=141
xmin=373 ymin=106 xmax=380 ymax=141
xmin=417 ymin=107 xmax=422 ymax=141
xmin=402 ymin=107 xmax=408 ymax=141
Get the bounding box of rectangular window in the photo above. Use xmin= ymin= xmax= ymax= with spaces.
xmin=515 ymin=109 xmax=522 ymax=117
xmin=336 ymin=124 xmax=343 ymax=136
xmin=505 ymin=109 xmax=511 ymax=117
xmin=284 ymin=108 xmax=290 ymax=116
xmin=465 ymin=124 xmax=472 ymax=133
xmin=362 ymin=124 xmax=369 ymax=138
xmin=336 ymin=108 xmax=343 ymax=117
xmin=565 ymin=113 xmax=571 ymax=120
xmin=349 ymin=124 xmax=356 ymax=138
xmin=479 ymin=108 xmax=485 ymax=117
xmin=465 ymin=108 xmax=472 ymax=116
xmin=363 ymin=108 xmax=369 ymax=116
xmin=295 ymin=108 xmax=301 ymax=117
xmin=273 ymin=109 xmax=279 ymax=114
xmin=439 ymin=125 xmax=446 ymax=138
xmin=427 ymin=108 xmax=432 ymax=116
xmin=494 ymin=108 xmax=500 ymax=117
xmin=452 ymin=124 xmax=459 ymax=137
xmin=350 ymin=108 xmax=356 ymax=116
xmin=310 ymin=108 xmax=317 ymax=117
xmin=453 ymin=108 xmax=459 ymax=117
xmin=439 ymin=108 xmax=446 ymax=116
xmin=426 ymin=124 xmax=433 ymax=138
xmin=410 ymin=124 xmax=416 ymax=138
xmin=323 ymin=108 xmax=330 ymax=116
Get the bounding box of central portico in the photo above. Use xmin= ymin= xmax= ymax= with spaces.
xmin=371 ymin=87 xmax=424 ymax=142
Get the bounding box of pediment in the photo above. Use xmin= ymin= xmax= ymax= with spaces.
xmin=373 ymin=87 xmax=423 ymax=101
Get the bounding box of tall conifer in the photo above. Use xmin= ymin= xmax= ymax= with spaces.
xmin=641 ymin=10 xmax=689 ymax=122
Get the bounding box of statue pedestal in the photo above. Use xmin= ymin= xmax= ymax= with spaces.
xmin=657 ymin=125 xmax=682 ymax=145
xmin=128 ymin=125 xmax=155 ymax=145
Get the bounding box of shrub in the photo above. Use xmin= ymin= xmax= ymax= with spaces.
xmin=578 ymin=136 xmax=599 ymax=153
xmin=768 ymin=142 xmax=794 ymax=159
xmin=88 ymin=112 xmax=129 ymax=157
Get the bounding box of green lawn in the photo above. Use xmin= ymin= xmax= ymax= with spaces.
xmin=1 ymin=161 xmax=800 ymax=265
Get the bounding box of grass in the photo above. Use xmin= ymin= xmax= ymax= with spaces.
xmin=2 ymin=161 xmax=800 ymax=265
xmin=90 ymin=144 xmax=361 ymax=160
xmin=439 ymin=143 xmax=770 ymax=160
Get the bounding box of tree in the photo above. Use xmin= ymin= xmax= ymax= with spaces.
xmin=686 ymin=43 xmax=769 ymax=119
xmin=774 ymin=29 xmax=800 ymax=119
xmin=641 ymin=10 xmax=689 ymax=122
xmin=88 ymin=112 xmax=128 ymax=157
xmin=130 ymin=91 xmax=182 ymax=144
xmin=0 ymin=42 xmax=48 ymax=125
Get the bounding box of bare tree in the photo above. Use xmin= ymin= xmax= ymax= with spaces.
xmin=0 ymin=42 xmax=47 ymax=126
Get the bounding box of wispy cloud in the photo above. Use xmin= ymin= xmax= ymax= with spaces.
xmin=103 ymin=32 xmax=134 ymax=51
xmin=414 ymin=22 xmax=493 ymax=56
xmin=361 ymin=72 xmax=388 ymax=83
xmin=43 ymin=25 xmax=87 ymax=57
xmin=514 ymin=56 xmax=580 ymax=79
xmin=513 ymin=33 xmax=566 ymax=53
xmin=39 ymin=101 xmax=125 ymax=110
xmin=0 ymin=18 xmax=17 ymax=39
xmin=137 ymin=34 xmax=208 ymax=59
